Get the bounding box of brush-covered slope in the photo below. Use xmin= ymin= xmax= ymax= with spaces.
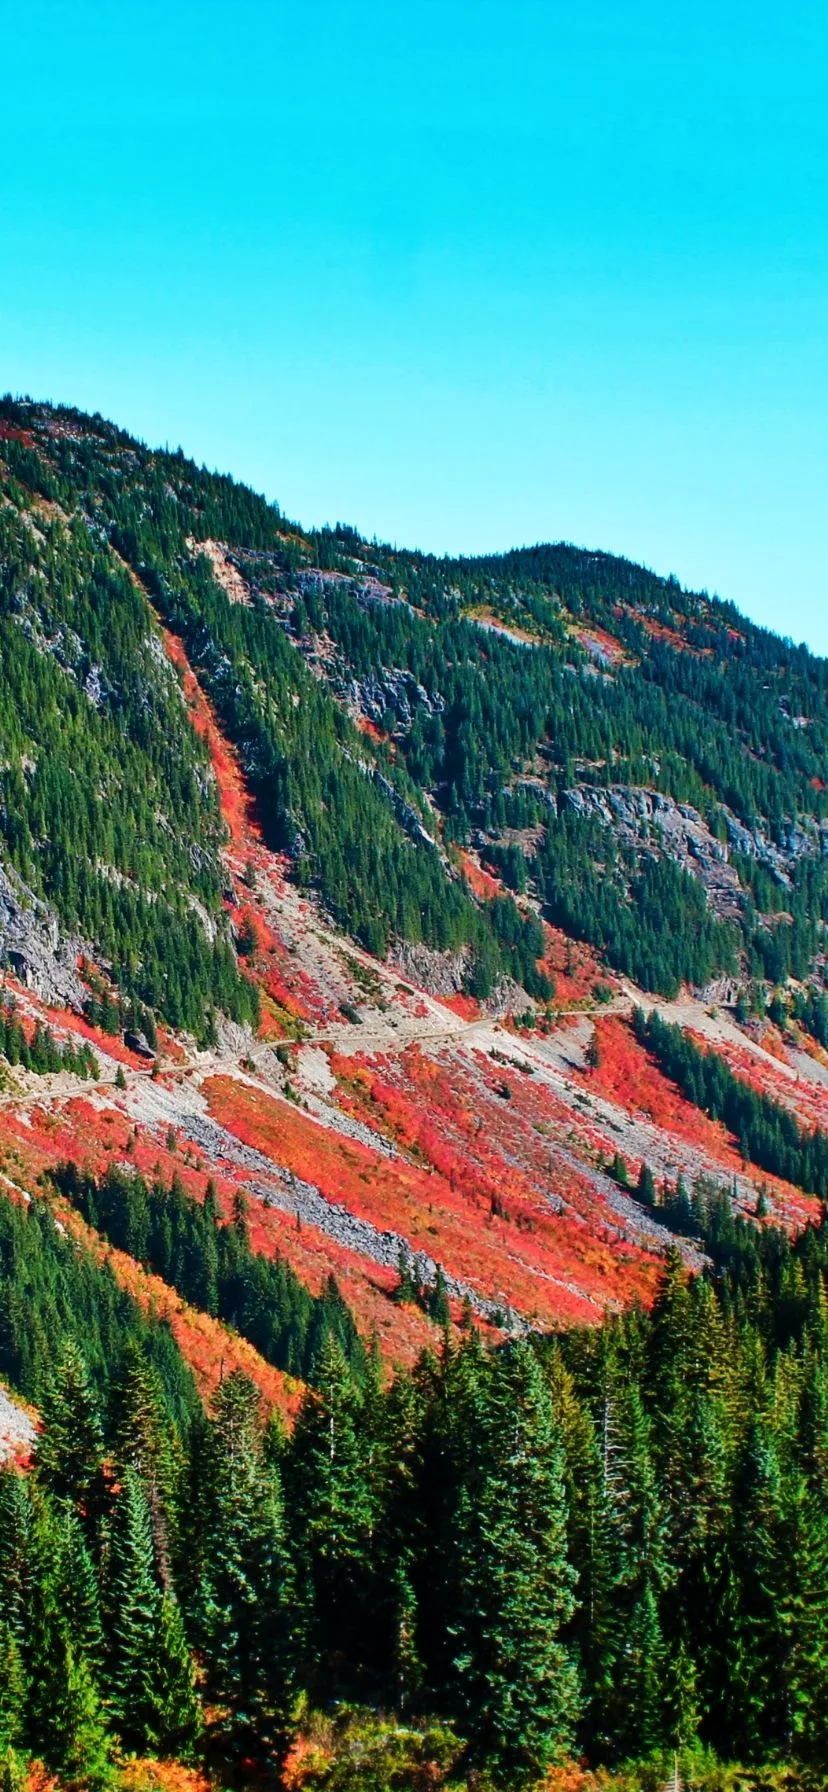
xmin=0 ymin=391 xmax=825 ymax=1372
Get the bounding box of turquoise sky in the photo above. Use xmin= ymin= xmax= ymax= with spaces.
xmin=2 ymin=1 xmax=826 ymax=652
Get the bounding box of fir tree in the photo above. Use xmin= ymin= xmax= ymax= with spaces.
xmin=0 ymin=1471 xmax=32 ymax=1654
xmin=600 ymin=1378 xmax=670 ymax=1756
xmin=25 ymin=1499 xmax=111 ymax=1790
xmin=730 ymin=1421 xmax=789 ymax=1757
xmin=428 ymin=1265 xmax=452 ymax=1328
xmin=151 ymin=1593 xmax=202 ymax=1760
xmin=774 ymin=1457 xmax=828 ymax=1759
xmin=193 ymin=1372 xmax=294 ymax=1763
xmin=35 ymin=1340 xmax=106 ymax=1526
xmin=447 ymin=1341 xmax=579 ymax=1782
xmin=0 ymin=1625 xmax=25 ymax=1754
xmin=106 ymin=1467 xmax=168 ymax=1752
xmin=286 ymin=1336 xmax=377 ymax=1693
xmin=49 ymin=1640 xmax=112 ymax=1792
xmin=637 ymin=1162 xmax=657 ymax=1207
xmin=55 ymin=1504 xmax=105 ymax=1679
xmin=108 ymin=1340 xmax=182 ymax=1587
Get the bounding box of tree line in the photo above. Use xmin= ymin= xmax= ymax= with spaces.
xmin=0 ymin=464 xmax=257 ymax=1042
xmin=634 ymin=1007 xmax=828 ymax=1196
xmin=4 ymin=1168 xmax=828 ymax=1785
xmin=50 ymin=1162 xmax=367 ymax=1388
xmin=0 ymin=1000 xmax=98 ymax=1080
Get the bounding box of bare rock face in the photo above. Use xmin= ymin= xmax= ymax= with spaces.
xmin=0 ymin=858 xmax=88 ymax=1009
xmin=344 ymin=667 xmax=444 ymax=730
xmin=562 ymin=782 xmax=827 ymax=917
xmin=564 ymin=785 xmax=744 ymax=919
xmin=388 ymin=950 xmax=531 ymax=1016
xmin=722 ymin=809 xmax=828 ymax=879
xmin=188 ymin=537 xmax=252 ymax=606
xmin=0 ymin=1381 xmax=36 ymax=1464
xmin=486 ymin=976 xmax=534 ymax=1020
xmin=389 ymin=940 xmax=469 ymax=996
xmin=213 ymin=1014 xmax=257 ymax=1059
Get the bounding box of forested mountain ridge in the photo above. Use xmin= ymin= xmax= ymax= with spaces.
xmin=1 ymin=394 xmax=826 ymax=1015
xmin=1 ymin=395 xmax=828 ymax=1790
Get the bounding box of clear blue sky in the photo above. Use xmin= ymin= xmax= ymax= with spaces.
xmin=2 ymin=1 xmax=827 ymax=652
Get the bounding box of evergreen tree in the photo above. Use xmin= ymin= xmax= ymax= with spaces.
xmin=25 ymin=1497 xmax=111 ymax=1790
xmin=428 ymin=1265 xmax=452 ymax=1328
xmin=106 ymin=1466 xmax=195 ymax=1755
xmin=193 ymin=1372 xmax=294 ymax=1763
xmin=637 ymin=1162 xmax=657 ymax=1207
xmin=286 ymin=1336 xmax=377 ymax=1693
xmin=730 ymin=1421 xmax=789 ymax=1757
xmin=106 ymin=1467 xmax=165 ymax=1747
xmin=108 ymin=1340 xmax=183 ymax=1587
xmin=603 ymin=1379 xmax=670 ymax=1757
xmin=544 ymin=1347 xmax=612 ymax=1742
xmin=447 ymin=1341 xmax=579 ymax=1782
xmin=0 ymin=1625 xmax=25 ymax=1754
xmin=55 ymin=1504 xmax=105 ymax=1678
xmin=375 ymin=1370 xmax=429 ymax=1710
xmin=151 ymin=1593 xmax=202 ymax=1761
xmin=35 ymin=1340 xmax=106 ymax=1526
xmin=755 ymin=1413 xmax=828 ymax=1762
xmin=0 ymin=1471 xmax=32 ymax=1655
xmin=47 ymin=1639 xmax=112 ymax=1792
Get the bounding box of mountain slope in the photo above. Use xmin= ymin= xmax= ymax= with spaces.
xmin=3 ymin=397 xmax=826 ymax=1009
xmin=2 ymin=396 xmax=828 ymax=1791
xmin=0 ymin=392 xmax=825 ymax=1364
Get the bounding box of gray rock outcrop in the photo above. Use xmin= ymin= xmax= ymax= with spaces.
xmin=0 ymin=857 xmax=88 ymax=1009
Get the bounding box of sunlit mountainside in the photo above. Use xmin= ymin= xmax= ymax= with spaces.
xmin=1 ymin=396 xmax=827 ymax=1792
